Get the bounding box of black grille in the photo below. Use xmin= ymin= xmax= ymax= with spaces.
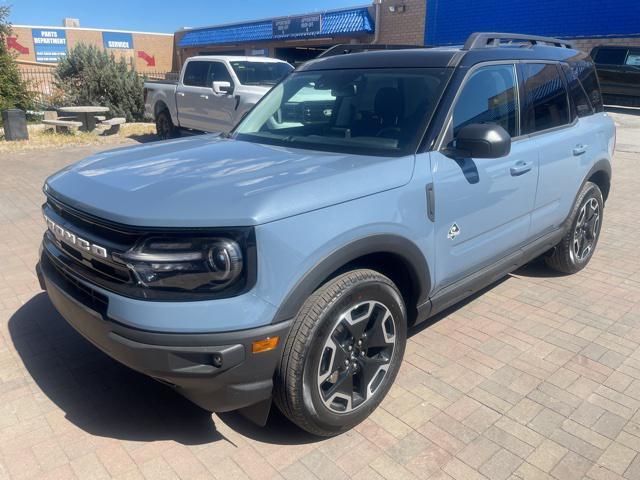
xmin=43 ymin=252 xmax=109 ymax=317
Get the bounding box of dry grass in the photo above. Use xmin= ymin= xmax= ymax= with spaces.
xmin=0 ymin=123 xmax=157 ymax=153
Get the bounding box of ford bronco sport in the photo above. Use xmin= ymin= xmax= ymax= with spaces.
xmin=37 ymin=33 xmax=615 ymax=436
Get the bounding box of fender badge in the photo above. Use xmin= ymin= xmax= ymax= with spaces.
xmin=448 ymin=223 xmax=461 ymax=240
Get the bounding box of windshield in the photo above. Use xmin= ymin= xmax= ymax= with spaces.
xmin=234 ymin=67 xmax=451 ymax=156
xmin=230 ymin=61 xmax=294 ymax=86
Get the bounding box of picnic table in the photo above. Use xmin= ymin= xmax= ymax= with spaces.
xmin=58 ymin=106 xmax=110 ymax=132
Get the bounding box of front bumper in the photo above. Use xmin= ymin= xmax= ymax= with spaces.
xmin=37 ymin=249 xmax=291 ymax=413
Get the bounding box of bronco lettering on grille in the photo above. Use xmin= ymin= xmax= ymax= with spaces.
xmin=44 ymin=214 xmax=108 ymax=259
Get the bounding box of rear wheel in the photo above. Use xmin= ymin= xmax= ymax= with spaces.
xmin=275 ymin=269 xmax=407 ymax=436
xmin=155 ymin=110 xmax=179 ymax=140
xmin=545 ymin=181 xmax=604 ymax=274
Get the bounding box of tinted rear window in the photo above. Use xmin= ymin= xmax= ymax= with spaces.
xmin=183 ymin=61 xmax=209 ymax=87
xmin=522 ymin=63 xmax=570 ymax=134
xmin=561 ymin=63 xmax=593 ymax=119
xmin=594 ymin=48 xmax=628 ymax=65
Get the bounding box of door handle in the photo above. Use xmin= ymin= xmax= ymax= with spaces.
xmin=573 ymin=144 xmax=588 ymax=156
xmin=510 ymin=161 xmax=532 ymax=176
xmin=177 ymin=92 xmax=185 ymax=97
xmin=200 ymin=94 xmax=209 ymax=100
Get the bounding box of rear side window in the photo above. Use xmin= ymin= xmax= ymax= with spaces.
xmin=522 ymin=63 xmax=570 ymax=134
xmin=183 ymin=61 xmax=209 ymax=87
xmin=593 ymin=48 xmax=628 ymax=65
xmin=560 ymin=63 xmax=593 ymax=118
xmin=571 ymin=60 xmax=604 ymax=112
xmin=452 ymin=64 xmax=519 ymax=137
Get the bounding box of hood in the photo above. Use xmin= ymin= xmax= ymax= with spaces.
xmin=45 ymin=135 xmax=415 ymax=227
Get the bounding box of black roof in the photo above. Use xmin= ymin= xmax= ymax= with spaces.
xmin=298 ymin=33 xmax=586 ymax=72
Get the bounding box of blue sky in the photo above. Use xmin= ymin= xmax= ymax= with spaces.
xmin=3 ymin=0 xmax=363 ymax=33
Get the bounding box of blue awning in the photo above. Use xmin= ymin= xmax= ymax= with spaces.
xmin=178 ymin=7 xmax=375 ymax=47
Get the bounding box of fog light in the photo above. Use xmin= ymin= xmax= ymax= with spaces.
xmin=252 ymin=336 xmax=279 ymax=354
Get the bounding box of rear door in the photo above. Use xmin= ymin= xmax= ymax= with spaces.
xmin=431 ymin=63 xmax=539 ymax=289
xmin=176 ymin=60 xmax=212 ymax=130
xmin=523 ymin=62 xmax=591 ymax=236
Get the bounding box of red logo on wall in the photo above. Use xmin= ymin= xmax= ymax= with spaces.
xmin=7 ymin=37 xmax=29 ymax=54
xmin=137 ymin=50 xmax=156 ymax=67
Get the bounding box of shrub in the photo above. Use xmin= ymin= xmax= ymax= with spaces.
xmin=0 ymin=6 xmax=35 ymax=116
xmin=55 ymin=44 xmax=144 ymax=122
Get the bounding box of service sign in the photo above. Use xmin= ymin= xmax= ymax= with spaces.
xmin=272 ymin=14 xmax=322 ymax=37
xmin=32 ymin=28 xmax=67 ymax=63
xmin=102 ymin=32 xmax=134 ymax=50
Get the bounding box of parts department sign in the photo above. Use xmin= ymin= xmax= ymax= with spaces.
xmin=103 ymin=32 xmax=134 ymax=49
xmin=32 ymin=29 xmax=67 ymax=63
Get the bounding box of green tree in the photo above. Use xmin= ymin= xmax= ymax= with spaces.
xmin=0 ymin=5 xmax=34 ymax=114
xmin=55 ymin=43 xmax=144 ymax=121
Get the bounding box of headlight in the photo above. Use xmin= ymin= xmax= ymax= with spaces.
xmin=115 ymin=234 xmax=251 ymax=296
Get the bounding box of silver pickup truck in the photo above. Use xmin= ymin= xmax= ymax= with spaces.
xmin=144 ymin=56 xmax=293 ymax=139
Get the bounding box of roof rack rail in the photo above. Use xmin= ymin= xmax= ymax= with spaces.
xmin=463 ymin=32 xmax=574 ymax=50
xmin=318 ymin=43 xmax=425 ymax=58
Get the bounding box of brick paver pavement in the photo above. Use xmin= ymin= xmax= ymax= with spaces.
xmin=0 ymin=111 xmax=639 ymax=479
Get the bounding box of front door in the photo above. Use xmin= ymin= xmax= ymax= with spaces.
xmin=202 ymin=61 xmax=237 ymax=132
xmin=431 ymin=63 xmax=539 ymax=290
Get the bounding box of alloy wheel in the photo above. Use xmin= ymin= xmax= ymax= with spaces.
xmin=573 ymin=197 xmax=600 ymax=261
xmin=317 ymin=301 xmax=396 ymax=413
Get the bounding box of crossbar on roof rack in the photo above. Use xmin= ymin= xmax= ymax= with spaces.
xmin=463 ymin=32 xmax=574 ymax=50
xmin=318 ymin=43 xmax=425 ymax=58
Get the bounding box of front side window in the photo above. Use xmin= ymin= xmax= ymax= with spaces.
xmin=209 ymin=62 xmax=233 ymax=84
xmin=522 ymin=63 xmax=570 ymax=134
xmin=452 ymin=64 xmax=519 ymax=138
xmin=594 ymin=48 xmax=628 ymax=65
xmin=230 ymin=61 xmax=294 ymax=86
xmin=234 ymin=68 xmax=452 ymax=156
xmin=626 ymin=50 xmax=640 ymax=66
xmin=183 ymin=61 xmax=209 ymax=87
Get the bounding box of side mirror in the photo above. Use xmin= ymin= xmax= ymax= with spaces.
xmin=212 ymin=81 xmax=233 ymax=95
xmin=452 ymin=123 xmax=511 ymax=158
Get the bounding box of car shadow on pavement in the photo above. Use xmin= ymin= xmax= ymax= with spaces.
xmin=9 ymin=293 xmax=321 ymax=446
xmin=9 ymin=293 xmax=222 ymax=445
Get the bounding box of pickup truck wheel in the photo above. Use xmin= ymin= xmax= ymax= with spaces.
xmin=274 ymin=269 xmax=406 ymax=436
xmin=545 ymin=181 xmax=604 ymax=274
xmin=156 ymin=110 xmax=179 ymax=140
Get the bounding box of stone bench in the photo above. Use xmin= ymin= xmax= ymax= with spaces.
xmin=42 ymin=119 xmax=83 ymax=134
xmin=99 ymin=117 xmax=126 ymax=135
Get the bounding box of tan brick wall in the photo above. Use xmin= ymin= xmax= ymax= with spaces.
xmin=375 ymin=0 xmax=426 ymax=45
xmin=8 ymin=26 xmax=173 ymax=73
xmin=569 ymin=36 xmax=640 ymax=54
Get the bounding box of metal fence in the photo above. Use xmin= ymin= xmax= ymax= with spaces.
xmin=19 ymin=68 xmax=177 ymax=108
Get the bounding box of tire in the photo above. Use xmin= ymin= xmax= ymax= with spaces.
xmin=155 ymin=110 xmax=179 ymax=140
xmin=274 ymin=269 xmax=407 ymax=436
xmin=545 ymin=181 xmax=604 ymax=274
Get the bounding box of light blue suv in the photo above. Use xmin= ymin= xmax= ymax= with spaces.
xmin=37 ymin=33 xmax=615 ymax=436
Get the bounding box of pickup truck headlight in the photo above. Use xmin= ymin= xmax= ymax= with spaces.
xmin=116 ymin=234 xmax=252 ymax=296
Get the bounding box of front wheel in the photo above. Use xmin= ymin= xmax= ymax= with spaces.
xmin=545 ymin=181 xmax=604 ymax=274
xmin=274 ymin=269 xmax=407 ymax=436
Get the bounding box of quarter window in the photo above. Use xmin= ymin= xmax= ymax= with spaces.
xmin=571 ymin=60 xmax=603 ymax=112
xmin=522 ymin=63 xmax=570 ymax=134
xmin=560 ymin=64 xmax=593 ymax=118
xmin=452 ymin=64 xmax=519 ymax=138
xmin=183 ymin=61 xmax=209 ymax=87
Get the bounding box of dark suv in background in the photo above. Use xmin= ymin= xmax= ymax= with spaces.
xmin=591 ymin=45 xmax=640 ymax=106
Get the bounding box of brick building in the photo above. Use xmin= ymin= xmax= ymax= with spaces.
xmin=174 ymin=0 xmax=639 ymax=69
xmin=8 ymin=23 xmax=174 ymax=73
